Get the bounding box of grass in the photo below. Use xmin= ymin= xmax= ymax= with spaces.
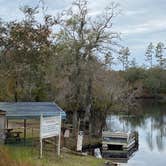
xmin=0 ymin=146 xmax=31 ymax=166
xmin=3 ymin=120 xmax=106 ymax=166
xmin=0 ymin=145 xmax=105 ymax=166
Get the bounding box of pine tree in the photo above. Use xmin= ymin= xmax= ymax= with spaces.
xmin=155 ymin=42 xmax=165 ymax=68
xmin=118 ymin=47 xmax=131 ymax=70
xmin=145 ymin=42 xmax=154 ymax=68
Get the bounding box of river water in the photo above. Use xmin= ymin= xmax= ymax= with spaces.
xmin=107 ymin=102 xmax=166 ymax=166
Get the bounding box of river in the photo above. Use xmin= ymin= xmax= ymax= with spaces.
xmin=106 ymin=102 xmax=166 ymax=166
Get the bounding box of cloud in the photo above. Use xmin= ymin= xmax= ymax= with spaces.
xmin=125 ymin=9 xmax=146 ymax=16
xmin=117 ymin=18 xmax=166 ymax=35
xmin=0 ymin=0 xmax=165 ymax=68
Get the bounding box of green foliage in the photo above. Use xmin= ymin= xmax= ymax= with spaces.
xmin=0 ymin=6 xmax=54 ymax=101
xmin=124 ymin=66 xmax=166 ymax=94
xmin=143 ymin=68 xmax=166 ymax=93
xmin=143 ymin=75 xmax=160 ymax=93
xmin=124 ymin=67 xmax=146 ymax=84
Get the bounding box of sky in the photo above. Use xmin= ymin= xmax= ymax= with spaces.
xmin=0 ymin=0 xmax=165 ymax=69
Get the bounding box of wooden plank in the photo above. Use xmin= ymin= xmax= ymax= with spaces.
xmin=24 ymin=119 xmax=26 ymax=145
xmin=102 ymin=131 xmax=129 ymax=138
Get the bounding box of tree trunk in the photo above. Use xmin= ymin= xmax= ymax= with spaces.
xmin=72 ymin=110 xmax=78 ymax=133
xmin=84 ymin=76 xmax=92 ymax=128
xmin=14 ymin=80 xmax=18 ymax=102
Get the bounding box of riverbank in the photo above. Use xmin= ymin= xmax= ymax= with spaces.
xmin=0 ymin=146 xmax=106 ymax=166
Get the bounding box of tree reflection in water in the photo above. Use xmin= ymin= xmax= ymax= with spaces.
xmin=107 ymin=102 xmax=166 ymax=152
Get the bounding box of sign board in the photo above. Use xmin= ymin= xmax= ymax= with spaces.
xmin=76 ymin=131 xmax=83 ymax=151
xmin=40 ymin=114 xmax=61 ymax=158
xmin=64 ymin=129 xmax=70 ymax=138
xmin=40 ymin=116 xmax=61 ymax=139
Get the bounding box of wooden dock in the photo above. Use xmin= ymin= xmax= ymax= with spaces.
xmin=102 ymin=131 xmax=138 ymax=162
xmin=102 ymin=131 xmax=138 ymax=150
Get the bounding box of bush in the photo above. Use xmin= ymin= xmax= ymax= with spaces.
xmin=143 ymin=68 xmax=166 ymax=93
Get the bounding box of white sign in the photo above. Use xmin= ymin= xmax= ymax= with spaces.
xmin=64 ymin=129 xmax=70 ymax=138
xmin=76 ymin=131 xmax=83 ymax=151
xmin=40 ymin=114 xmax=61 ymax=158
xmin=40 ymin=116 xmax=61 ymax=139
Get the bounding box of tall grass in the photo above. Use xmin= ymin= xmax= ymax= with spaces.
xmin=0 ymin=145 xmax=105 ymax=166
xmin=0 ymin=146 xmax=33 ymax=166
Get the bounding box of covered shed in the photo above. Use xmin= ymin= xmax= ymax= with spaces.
xmin=0 ymin=102 xmax=66 ymax=144
xmin=0 ymin=102 xmax=66 ymax=119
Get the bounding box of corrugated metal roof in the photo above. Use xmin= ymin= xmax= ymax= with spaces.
xmin=0 ymin=102 xmax=66 ymax=119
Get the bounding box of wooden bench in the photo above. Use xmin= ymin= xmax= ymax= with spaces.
xmin=10 ymin=131 xmax=22 ymax=142
xmin=5 ymin=129 xmax=22 ymax=143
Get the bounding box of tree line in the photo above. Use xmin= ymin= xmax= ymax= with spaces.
xmin=0 ymin=0 xmax=123 ymax=133
xmin=0 ymin=0 xmax=165 ymax=134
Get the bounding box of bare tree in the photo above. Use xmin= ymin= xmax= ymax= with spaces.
xmin=55 ymin=0 xmax=121 ymax=131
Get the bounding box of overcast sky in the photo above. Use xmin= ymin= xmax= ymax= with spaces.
xmin=0 ymin=0 xmax=165 ymax=69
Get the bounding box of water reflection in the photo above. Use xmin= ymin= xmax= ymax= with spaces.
xmin=107 ymin=103 xmax=166 ymax=166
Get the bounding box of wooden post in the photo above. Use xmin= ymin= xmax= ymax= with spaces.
xmin=24 ymin=119 xmax=26 ymax=145
xmin=40 ymin=114 xmax=43 ymax=159
xmin=31 ymin=127 xmax=34 ymax=154
xmin=57 ymin=113 xmax=61 ymax=156
xmin=76 ymin=118 xmax=80 ymax=150
xmin=40 ymin=138 xmax=43 ymax=158
xmin=6 ymin=119 xmax=8 ymax=128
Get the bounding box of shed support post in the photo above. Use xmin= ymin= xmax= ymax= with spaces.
xmin=6 ymin=119 xmax=8 ymax=128
xmin=57 ymin=113 xmax=61 ymax=156
xmin=40 ymin=114 xmax=43 ymax=158
xmin=24 ymin=119 xmax=26 ymax=145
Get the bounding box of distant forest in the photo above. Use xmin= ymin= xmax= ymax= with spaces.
xmin=0 ymin=0 xmax=165 ymax=132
